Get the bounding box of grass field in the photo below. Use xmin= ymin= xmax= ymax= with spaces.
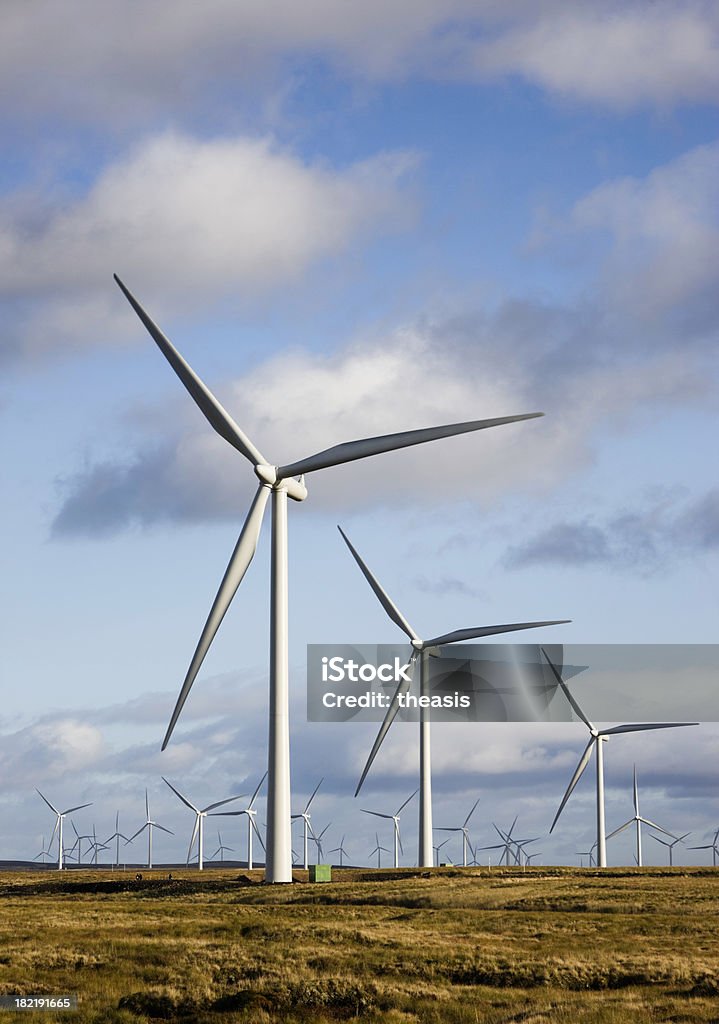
xmin=0 ymin=866 xmax=717 ymax=1023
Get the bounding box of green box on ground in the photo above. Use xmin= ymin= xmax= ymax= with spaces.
xmin=309 ymin=864 xmax=332 ymax=882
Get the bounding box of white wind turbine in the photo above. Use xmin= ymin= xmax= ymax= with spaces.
xmin=370 ymin=833 xmax=390 ymax=869
xmin=339 ymin=526 xmax=567 ymax=869
xmin=69 ymin=821 xmax=93 ymax=866
xmin=36 ymin=790 xmax=92 ymax=871
xmin=433 ymin=837 xmax=452 ymax=866
xmin=33 ymin=836 xmax=52 ymax=865
xmin=89 ymin=825 xmax=109 ymax=866
xmin=291 ymin=778 xmax=323 ymax=871
xmin=328 ymin=835 xmax=350 ymax=867
xmin=114 ymin=274 xmax=545 ymax=884
xmin=361 ymin=790 xmax=417 ymax=869
xmin=126 ymin=790 xmax=174 ymax=869
xmin=106 ymin=812 xmax=132 ymax=870
xmin=689 ymin=828 xmax=719 ymax=866
xmin=542 ymin=648 xmax=697 ymax=868
xmin=310 ymin=822 xmax=331 ymax=864
xmin=162 ymin=778 xmax=244 ymax=871
xmin=211 ymin=831 xmax=234 ymax=863
xmin=477 ymin=818 xmax=520 ymax=866
xmin=651 ymin=831 xmax=690 ymax=867
xmin=435 ymin=798 xmax=480 ymax=867
xmin=211 ymin=772 xmax=267 ymax=870
xmin=606 ymin=766 xmax=676 ymax=867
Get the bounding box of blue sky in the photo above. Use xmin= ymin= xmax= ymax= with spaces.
xmin=1 ymin=1 xmax=718 ymax=868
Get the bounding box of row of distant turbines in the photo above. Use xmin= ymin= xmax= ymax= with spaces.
xmin=34 ymin=765 xmax=719 ymax=872
xmin=108 ymin=276 xmax=702 ymax=882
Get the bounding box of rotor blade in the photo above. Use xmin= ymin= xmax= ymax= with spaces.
xmin=605 ymin=819 xmax=633 ymax=840
xmin=549 ymin=738 xmax=595 ymax=833
xmin=337 ymin=526 xmax=419 ymax=642
xmin=361 ymin=810 xmax=393 ymax=820
xmin=145 ymin=789 xmax=150 ymax=821
xmin=126 ymin=824 xmax=148 ymax=843
xmin=250 ymin=816 xmax=266 ymax=852
xmin=648 ymin=834 xmax=670 ymax=847
xmin=114 ymin=275 xmax=266 ymax=466
xmin=277 ymin=413 xmax=544 ymax=479
xmin=600 ymin=722 xmax=698 ymax=736
xmin=428 ymin=620 xmax=569 ymax=648
xmin=162 ymin=777 xmax=199 ymax=813
xmin=305 ymin=778 xmax=324 ymax=813
xmin=463 ymin=798 xmax=480 ymax=829
xmin=203 ymin=794 xmax=246 ymax=813
xmin=35 ymin=790 xmax=60 ymax=815
xmin=354 ymin=663 xmax=415 ymax=796
xmin=633 ymin=766 xmax=639 ymax=815
xmin=435 ymin=827 xmax=461 ymax=833
xmin=154 ymin=824 xmax=174 ymax=836
xmin=161 ymin=483 xmax=270 ymax=750
xmin=397 ymin=822 xmax=404 ymax=857
xmin=640 ymin=817 xmax=676 ymax=839
xmin=249 ymin=772 xmax=268 ymax=809
xmin=62 ymin=802 xmax=93 ymax=815
xmin=540 ymin=647 xmax=595 ymax=732
xmin=396 ymin=789 xmax=419 ymax=816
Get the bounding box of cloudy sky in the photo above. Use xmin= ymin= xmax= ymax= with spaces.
xmin=2 ymin=0 xmax=718 ymax=868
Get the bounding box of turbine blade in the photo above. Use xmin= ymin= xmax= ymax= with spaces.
xmin=435 ymin=827 xmax=461 ymax=833
xmin=633 ymin=766 xmax=639 ymax=815
xmin=640 ymin=817 xmax=676 ymax=839
xmin=396 ymin=789 xmax=419 ymax=816
xmin=549 ymin=738 xmax=595 ymax=833
xmin=126 ymin=824 xmax=148 ymax=843
xmin=249 ymin=772 xmax=268 ymax=809
xmin=540 ymin=647 xmax=595 ymax=732
xmin=361 ymin=810 xmax=392 ymax=819
xmin=428 ymin=620 xmax=569 ymax=647
xmin=600 ymin=722 xmax=699 ymax=736
xmin=250 ymin=816 xmax=266 ymax=851
xmin=337 ymin=527 xmax=419 ymax=642
xmin=114 ymin=275 xmax=266 ymax=466
xmin=463 ymin=798 xmax=481 ymax=829
xmin=305 ymin=778 xmax=324 ymax=813
xmin=277 ymin=413 xmax=544 ymax=479
xmin=605 ymin=819 xmax=633 ymax=840
xmin=203 ymin=793 xmax=246 ymax=813
xmin=397 ymin=823 xmax=404 ymax=857
xmin=161 ymin=483 xmax=270 ymax=750
xmin=62 ymin=802 xmax=93 ymax=815
xmin=354 ymin=665 xmax=414 ymax=796
xmin=35 ymin=790 xmax=60 ymax=815
xmin=162 ymin=777 xmax=199 ymax=813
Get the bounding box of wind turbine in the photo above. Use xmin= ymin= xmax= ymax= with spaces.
xmin=106 ymin=812 xmax=132 ymax=870
xmin=89 ymin=825 xmax=109 ymax=866
xmin=34 ymin=836 xmax=52 ymax=865
xmin=433 ymin=837 xmax=451 ymax=866
xmin=211 ymin=831 xmax=234 ymax=863
xmin=291 ymin=778 xmax=323 ymax=871
xmin=339 ymin=526 xmax=567 ymax=868
xmin=689 ymin=827 xmax=719 ymax=867
xmin=435 ymin=798 xmax=480 ymax=867
xmin=651 ymin=831 xmax=690 ymax=867
xmin=362 ymin=790 xmax=417 ymax=869
xmin=477 ymin=818 xmax=519 ymax=866
xmin=114 ymin=274 xmax=546 ymax=884
xmin=370 ymin=833 xmax=390 ymax=868
xmin=328 ymin=835 xmax=350 ymax=867
xmin=162 ymin=778 xmax=244 ymax=871
xmin=310 ymin=823 xmax=331 ymax=864
xmin=542 ymin=648 xmax=697 ymax=868
xmin=211 ymin=772 xmax=267 ymax=870
xmin=606 ymin=767 xmax=676 ymax=867
xmin=36 ymin=790 xmax=92 ymax=871
xmin=576 ymin=847 xmax=596 ymax=868
xmin=126 ymin=790 xmax=174 ymax=869
xmin=69 ymin=821 xmax=93 ymax=866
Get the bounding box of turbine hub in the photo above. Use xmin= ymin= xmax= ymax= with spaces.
xmin=254 ymin=463 xmax=277 ymax=486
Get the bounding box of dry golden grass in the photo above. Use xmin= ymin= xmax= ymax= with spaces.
xmin=0 ymin=866 xmax=717 ymax=1023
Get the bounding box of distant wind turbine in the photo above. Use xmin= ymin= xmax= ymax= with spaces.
xmin=126 ymin=790 xmax=174 ymax=869
xmin=34 ymin=836 xmax=52 ymax=865
xmin=106 ymin=812 xmax=132 ymax=870
xmin=162 ymin=778 xmax=244 ymax=871
xmin=211 ymin=772 xmax=267 ymax=870
xmin=370 ymin=833 xmax=390 ymax=869
xmin=689 ymin=827 xmax=719 ymax=867
xmin=650 ymin=831 xmax=690 ymax=867
xmin=435 ymin=798 xmax=480 ymax=867
xmin=340 ymin=526 xmax=567 ymax=869
xmin=433 ymin=837 xmax=451 ymax=866
xmin=291 ymin=778 xmax=323 ymax=871
xmin=211 ymin=831 xmax=234 ymax=863
xmin=310 ymin=823 xmax=331 ymax=864
xmin=115 ymin=273 xmax=548 ymax=885
xmin=328 ymin=835 xmax=350 ymax=867
xmin=36 ymin=790 xmax=92 ymax=871
xmin=542 ymin=647 xmax=697 ymax=868
xmin=361 ymin=790 xmax=418 ymax=869
xmin=606 ymin=767 xmax=676 ymax=867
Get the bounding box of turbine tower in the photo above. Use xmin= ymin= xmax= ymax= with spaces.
xmin=606 ymin=766 xmax=675 ymax=867
xmin=114 ymin=274 xmax=545 ymax=883
xmin=542 ymin=648 xmax=697 ymax=868
xmin=162 ymin=778 xmax=244 ymax=871
xmin=435 ymin=798 xmax=480 ymax=867
xmin=126 ymin=790 xmax=173 ymax=869
xmin=361 ymin=790 xmax=417 ymax=869
xmin=291 ymin=778 xmax=323 ymax=871
xmin=339 ymin=526 xmax=567 ymax=868
xmin=36 ymin=790 xmax=92 ymax=871
xmin=211 ymin=772 xmax=267 ymax=870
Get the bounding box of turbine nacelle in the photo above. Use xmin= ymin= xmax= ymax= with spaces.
xmin=254 ymin=464 xmax=307 ymax=501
